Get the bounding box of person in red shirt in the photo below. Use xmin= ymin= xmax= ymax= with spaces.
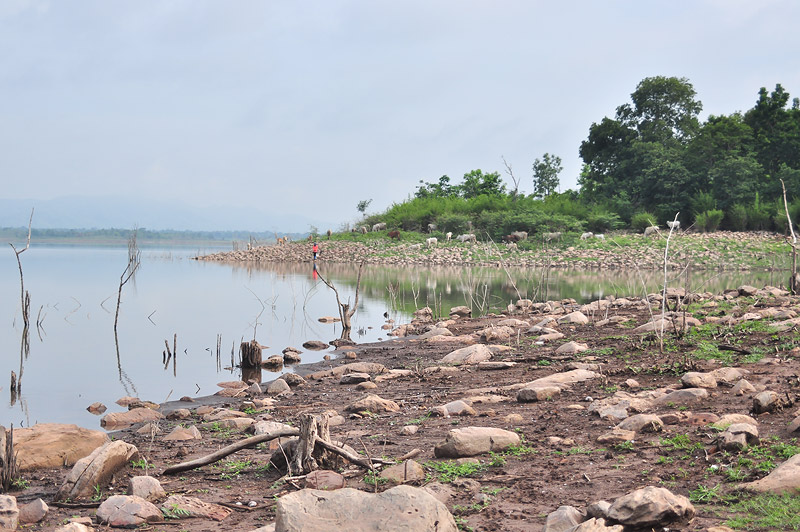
xmin=312 ymin=242 xmax=319 ymax=261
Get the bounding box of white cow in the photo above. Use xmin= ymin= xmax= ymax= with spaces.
xmin=506 ymin=242 xmax=518 ymax=251
xmin=372 ymin=222 xmax=387 ymax=232
xmin=457 ymin=234 xmax=477 ymax=243
xmin=595 ymin=234 xmax=605 ymax=240
xmin=644 ymin=226 xmax=659 ymax=237
xmin=426 ymin=237 xmax=438 ymax=248
xmin=445 ymin=232 xmax=452 ymax=242
xmin=580 ymin=232 xmax=593 ymax=240
xmin=543 ymin=232 xmax=562 ymax=242
xmin=666 ymin=220 xmax=681 ymax=231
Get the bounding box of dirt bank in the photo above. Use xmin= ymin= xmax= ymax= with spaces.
xmin=196 ymin=231 xmax=792 ymax=271
xmin=9 ymin=284 xmax=800 ymax=531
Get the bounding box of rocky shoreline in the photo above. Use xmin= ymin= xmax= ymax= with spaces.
xmin=3 ymin=284 xmax=800 ymax=531
xmin=196 ymin=231 xmax=792 ymax=271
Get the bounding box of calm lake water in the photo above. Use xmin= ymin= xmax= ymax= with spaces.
xmin=1 ymin=244 xmax=788 ymax=430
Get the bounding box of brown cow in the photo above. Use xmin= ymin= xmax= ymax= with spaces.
xmin=388 ymin=230 xmax=401 ymax=240
xmin=502 ymin=234 xmax=521 ymax=243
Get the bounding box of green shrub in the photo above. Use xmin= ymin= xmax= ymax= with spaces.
xmin=631 ymin=212 xmax=657 ymax=232
xmin=690 ymin=191 xmax=716 ymax=217
xmin=586 ymin=211 xmax=624 ymax=233
xmin=746 ymin=193 xmax=775 ymax=231
xmin=725 ymin=204 xmax=747 ymax=231
xmin=695 ymin=209 xmax=724 ymax=232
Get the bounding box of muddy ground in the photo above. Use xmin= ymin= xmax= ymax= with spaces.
xmin=9 ymin=288 xmax=800 ymax=531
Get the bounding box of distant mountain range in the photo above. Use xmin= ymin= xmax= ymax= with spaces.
xmin=0 ymin=196 xmax=334 ymax=233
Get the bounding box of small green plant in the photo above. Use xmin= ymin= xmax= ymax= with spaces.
xmin=613 ymin=441 xmax=634 ymax=452
xmin=91 ymin=484 xmax=103 ymax=502
xmin=408 ymin=412 xmax=432 ymax=426
xmin=688 ymin=483 xmax=721 ymax=503
xmin=130 ymin=458 xmax=149 ymax=469
xmin=425 ymin=460 xmax=486 ymax=483
xmin=363 ymin=470 xmax=388 ymax=486
xmin=10 ymin=478 xmax=30 ymax=490
xmin=162 ymin=503 xmax=191 ymax=519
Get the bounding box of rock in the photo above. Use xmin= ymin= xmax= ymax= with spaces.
xmin=136 ymin=423 xmax=161 ymax=436
xmin=434 ymin=427 xmax=521 ymax=458
xmin=616 ymin=414 xmax=663 ymax=433
xmin=164 ymin=425 xmax=202 ymax=441
xmin=741 ymin=454 xmax=800 ymax=493
xmin=380 ymin=460 xmax=426 ymax=484
xmin=57 ymin=440 xmax=140 ymax=500
xmin=318 ymin=316 xmax=340 ymax=323
xmin=569 ymin=517 xmax=623 ymax=531
xmin=14 ymin=423 xmax=110 ymax=471
xmin=413 ymin=307 xmax=433 ymax=320
xmin=274 ymin=485 xmax=457 ymax=532
xmin=267 ymin=379 xmax=291 ymax=395
xmin=606 ymin=486 xmax=695 ymax=528
xmin=538 ymin=332 xmax=566 ymax=342
xmin=753 ymin=390 xmax=781 ymax=414
xmin=283 ymin=351 xmax=302 ymax=363
xmin=479 ymin=325 xmax=515 ymax=342
xmin=681 ymin=372 xmax=718 ymax=389
xmin=654 ymin=388 xmax=708 ymax=406
xmin=166 ymin=408 xmax=192 ymax=420
xmin=558 ymin=311 xmax=590 ymax=325
xmin=217 ymin=380 xmax=248 ymax=389
xmin=709 ymin=367 xmax=747 ymax=385
xmin=262 ymin=355 xmax=285 ymax=369
xmin=55 ymin=522 xmax=94 ymax=532
xmin=431 ymin=400 xmax=476 ymax=417
xmin=86 ymin=402 xmax=107 ymax=415
xmin=101 ymin=408 xmax=164 ymax=429
xmin=623 ymin=379 xmax=640 ymax=389
xmin=555 ymin=341 xmax=589 ymax=355
xmin=161 ymin=495 xmax=232 ymax=521
xmin=356 ymin=381 xmax=377 ymax=390
xmin=340 ymin=372 xmax=371 ymax=385
xmin=738 ymin=285 xmax=758 ymax=296
xmin=96 ymin=495 xmax=162 ymax=527
xmin=441 ymin=344 xmax=493 ymax=365
xmin=597 ymin=429 xmax=636 ymax=444
xmin=302 ymin=340 xmax=328 ymax=350
xmin=517 ymin=386 xmax=561 ymax=402
xmin=477 ymin=361 xmax=517 ymax=370
xmin=400 ymin=425 xmax=419 ymax=435
xmin=544 ymin=505 xmax=584 ymax=532
xmin=689 ymin=412 xmax=719 ymax=426
xmin=127 ymin=476 xmax=167 ymax=502
xmin=115 ymin=396 xmax=140 ymax=407
xmin=719 ymin=423 xmax=759 ymax=452
xmin=281 ymin=373 xmax=306 ymax=387
xmin=0 ymin=495 xmax=18 ymax=530
xmin=18 ymin=497 xmax=47 ymax=524
xmin=422 ymin=482 xmax=454 ymax=505
xmin=526 ymin=369 xmax=600 ymax=389
xmin=713 ymin=414 xmax=758 ymax=429
xmin=419 ymin=327 xmax=454 ymax=339
xmin=345 ymin=394 xmax=400 ymax=414
xmin=304 ymin=470 xmax=346 ymax=490
xmin=732 ymin=379 xmax=756 ymax=395
xmin=788 ymin=415 xmax=800 ymax=433
xmin=586 ymin=501 xmax=611 ymax=519
xmin=449 ymin=306 xmax=472 ymax=318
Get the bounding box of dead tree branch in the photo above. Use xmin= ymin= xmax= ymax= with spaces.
xmin=501 ymin=156 xmax=521 ymax=199
xmin=781 ymin=179 xmax=798 ymax=293
xmin=114 ymin=229 xmax=141 ymax=333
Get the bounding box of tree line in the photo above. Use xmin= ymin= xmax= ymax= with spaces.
xmin=364 ymin=76 xmax=800 ymax=238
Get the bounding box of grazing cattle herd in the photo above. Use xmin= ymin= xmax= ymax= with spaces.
xmin=329 ymin=219 xmax=683 ymax=248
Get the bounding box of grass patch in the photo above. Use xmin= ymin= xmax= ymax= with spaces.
xmin=723 ymin=492 xmax=800 ymax=530
xmin=425 ymin=460 xmax=487 ymax=483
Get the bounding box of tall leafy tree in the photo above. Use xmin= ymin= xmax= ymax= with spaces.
xmin=532 ymin=153 xmax=563 ymax=199
xmin=744 ymin=84 xmax=800 ymax=180
xmin=460 ymin=169 xmax=506 ymax=198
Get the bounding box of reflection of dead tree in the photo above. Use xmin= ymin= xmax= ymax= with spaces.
xmin=9 ymin=209 xmax=33 ymax=395
xmin=315 ymin=261 xmax=365 ymax=340
xmin=114 ymin=229 xmax=141 ymax=333
xmin=781 ymin=179 xmax=799 ymax=293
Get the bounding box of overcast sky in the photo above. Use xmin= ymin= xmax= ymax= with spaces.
xmin=1 ymin=1 xmax=799 ymax=231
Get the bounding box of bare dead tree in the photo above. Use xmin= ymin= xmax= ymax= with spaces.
xmin=781 ymin=179 xmax=798 ymax=293
xmin=9 ymin=209 xmax=33 ymax=394
xmin=114 ymin=229 xmax=141 ymax=333
xmin=315 ymin=261 xmax=365 ymax=340
xmin=502 ymin=156 xmax=521 ymax=199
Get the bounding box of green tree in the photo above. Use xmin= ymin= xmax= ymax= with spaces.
xmin=459 ymin=169 xmax=506 ymax=198
xmin=356 ymin=199 xmax=373 ymax=214
xmin=744 ymin=84 xmax=800 ymax=180
xmin=532 ymin=153 xmax=562 ymax=198
xmin=415 ymin=175 xmax=456 ymax=198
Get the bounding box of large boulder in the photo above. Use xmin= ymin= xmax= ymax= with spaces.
xmin=434 ymin=427 xmax=520 ymax=458
xmin=57 ymin=441 xmax=140 ymax=500
xmin=0 ymin=495 xmax=19 ymax=530
xmin=96 ymin=495 xmax=162 ymax=527
xmin=606 ymin=486 xmax=694 ymax=528
xmin=345 ymin=394 xmax=400 ymax=414
xmin=101 ymin=408 xmax=164 ymax=429
xmin=741 ymin=454 xmax=800 ymax=494
xmin=275 ymin=485 xmax=457 ymax=531
xmin=14 ymin=423 xmax=109 ymax=471
xmin=441 ymin=344 xmax=492 ymax=365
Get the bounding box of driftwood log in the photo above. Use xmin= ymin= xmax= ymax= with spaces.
xmin=163 ymin=415 xmax=393 ymax=476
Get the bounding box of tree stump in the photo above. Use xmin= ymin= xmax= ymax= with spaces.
xmin=240 ymin=340 xmax=262 ymax=368
xmin=288 ymin=414 xmax=336 ymax=476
